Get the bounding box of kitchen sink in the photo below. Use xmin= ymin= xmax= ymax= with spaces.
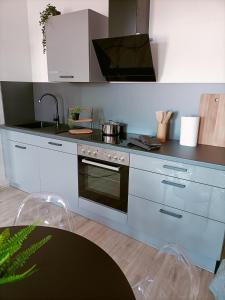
xmin=15 ymin=121 xmax=69 ymax=134
xmin=16 ymin=121 xmax=55 ymax=129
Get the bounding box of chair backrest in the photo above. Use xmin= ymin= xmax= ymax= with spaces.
xmin=14 ymin=193 xmax=72 ymax=232
xmin=133 ymin=244 xmax=200 ymax=300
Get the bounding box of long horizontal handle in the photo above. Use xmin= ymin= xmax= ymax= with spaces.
xmin=159 ymin=209 xmax=183 ymax=219
xmin=59 ymin=75 xmax=74 ymax=78
xmin=163 ymin=165 xmax=187 ymax=172
xmin=82 ymin=159 xmax=120 ymax=172
xmin=15 ymin=145 xmax=26 ymax=150
xmin=161 ymin=180 xmax=186 ymax=189
xmin=48 ymin=142 xmax=62 ymax=147
xmin=15 ymin=145 xmax=27 ymax=150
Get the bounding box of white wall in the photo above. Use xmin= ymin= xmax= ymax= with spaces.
xmin=150 ymin=0 xmax=225 ymax=82
xmin=0 ymin=0 xmax=32 ymax=81
xmin=0 ymin=0 xmax=224 ymax=82
xmin=0 ymin=83 xmax=8 ymax=187
xmin=26 ymin=0 xmax=108 ymax=82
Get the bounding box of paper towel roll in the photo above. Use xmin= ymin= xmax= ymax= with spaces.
xmin=180 ymin=116 xmax=200 ymax=147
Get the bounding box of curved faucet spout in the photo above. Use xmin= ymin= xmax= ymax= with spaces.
xmin=38 ymin=93 xmax=60 ymax=128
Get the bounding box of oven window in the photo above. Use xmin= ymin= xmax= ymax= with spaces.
xmin=78 ymin=156 xmax=128 ymax=212
xmin=85 ymin=165 xmax=120 ymax=199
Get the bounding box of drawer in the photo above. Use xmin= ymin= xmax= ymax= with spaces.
xmin=38 ymin=136 xmax=77 ymax=154
xmin=128 ymin=195 xmax=225 ymax=260
xmin=5 ymin=129 xmax=77 ymax=154
xmin=129 ymin=168 xmax=225 ymax=222
xmin=130 ymin=154 xmax=225 ymax=188
xmin=6 ymin=130 xmax=40 ymax=146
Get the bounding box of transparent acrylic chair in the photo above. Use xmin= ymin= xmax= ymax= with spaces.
xmin=133 ymin=244 xmax=200 ymax=300
xmin=14 ymin=193 xmax=73 ymax=232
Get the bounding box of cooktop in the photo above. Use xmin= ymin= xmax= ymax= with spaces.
xmin=59 ymin=128 xmax=161 ymax=151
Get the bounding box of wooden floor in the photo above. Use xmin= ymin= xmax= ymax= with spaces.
xmin=0 ymin=187 xmax=213 ymax=300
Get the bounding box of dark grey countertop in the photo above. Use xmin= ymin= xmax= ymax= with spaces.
xmin=1 ymin=124 xmax=225 ymax=171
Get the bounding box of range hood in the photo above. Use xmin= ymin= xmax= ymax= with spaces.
xmin=92 ymin=0 xmax=156 ymax=82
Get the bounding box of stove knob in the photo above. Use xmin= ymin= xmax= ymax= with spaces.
xmin=107 ymin=154 xmax=112 ymax=159
xmin=113 ymin=156 xmax=118 ymax=160
xmin=119 ymin=157 xmax=125 ymax=162
xmin=87 ymin=150 xmax=91 ymax=155
xmin=93 ymin=151 xmax=97 ymax=156
xmin=81 ymin=148 xmax=86 ymax=154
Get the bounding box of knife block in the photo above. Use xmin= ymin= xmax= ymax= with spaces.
xmin=156 ymin=123 xmax=168 ymax=143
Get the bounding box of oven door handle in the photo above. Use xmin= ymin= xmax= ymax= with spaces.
xmin=81 ymin=159 xmax=120 ymax=172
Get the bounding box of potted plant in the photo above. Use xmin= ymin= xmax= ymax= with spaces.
xmin=39 ymin=4 xmax=61 ymax=54
xmin=71 ymin=106 xmax=81 ymax=120
xmin=0 ymin=224 xmax=51 ymax=285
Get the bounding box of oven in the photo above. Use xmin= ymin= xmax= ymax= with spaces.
xmin=78 ymin=144 xmax=129 ymax=213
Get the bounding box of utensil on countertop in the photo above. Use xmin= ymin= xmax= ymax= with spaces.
xmin=156 ymin=111 xmax=173 ymax=143
xmin=198 ymin=94 xmax=225 ymax=147
xmin=102 ymin=120 xmax=127 ymax=136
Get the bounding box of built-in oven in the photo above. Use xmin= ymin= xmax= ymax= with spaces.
xmin=78 ymin=144 xmax=129 ymax=213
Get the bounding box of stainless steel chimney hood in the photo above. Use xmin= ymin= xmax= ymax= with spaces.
xmin=92 ymin=0 xmax=156 ymax=82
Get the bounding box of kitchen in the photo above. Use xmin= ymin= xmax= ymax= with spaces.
xmin=0 ymin=0 xmax=225 ymax=299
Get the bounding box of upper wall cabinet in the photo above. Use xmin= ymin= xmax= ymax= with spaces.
xmin=46 ymin=9 xmax=108 ymax=83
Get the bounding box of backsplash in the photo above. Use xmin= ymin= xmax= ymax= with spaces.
xmin=33 ymin=82 xmax=225 ymax=140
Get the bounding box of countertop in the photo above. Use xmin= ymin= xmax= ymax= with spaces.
xmin=1 ymin=124 xmax=225 ymax=171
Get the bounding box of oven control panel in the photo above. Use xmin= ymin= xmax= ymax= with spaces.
xmin=78 ymin=144 xmax=130 ymax=166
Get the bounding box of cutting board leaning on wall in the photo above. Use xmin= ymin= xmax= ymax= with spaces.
xmin=198 ymin=94 xmax=225 ymax=147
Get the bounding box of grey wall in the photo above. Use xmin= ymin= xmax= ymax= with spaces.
xmin=33 ymin=82 xmax=225 ymax=140
xmin=1 ymin=81 xmax=35 ymax=125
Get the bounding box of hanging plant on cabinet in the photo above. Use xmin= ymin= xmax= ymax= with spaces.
xmin=39 ymin=3 xmax=61 ymax=54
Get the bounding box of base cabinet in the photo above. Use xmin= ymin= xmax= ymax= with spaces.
xmin=7 ymin=140 xmax=40 ymax=193
xmin=39 ymin=148 xmax=78 ymax=212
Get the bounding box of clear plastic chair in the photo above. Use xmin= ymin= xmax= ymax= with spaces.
xmin=133 ymin=244 xmax=200 ymax=300
xmin=14 ymin=193 xmax=73 ymax=232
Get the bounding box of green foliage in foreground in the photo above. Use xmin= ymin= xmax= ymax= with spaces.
xmin=0 ymin=225 xmax=52 ymax=285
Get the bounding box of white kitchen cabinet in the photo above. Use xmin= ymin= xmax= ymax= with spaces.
xmin=39 ymin=147 xmax=78 ymax=212
xmin=46 ymin=9 xmax=108 ymax=82
xmin=7 ymin=140 xmax=40 ymax=193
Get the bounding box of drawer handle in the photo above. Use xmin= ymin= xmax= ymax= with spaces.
xmin=163 ymin=165 xmax=188 ymax=172
xmin=161 ymin=180 xmax=186 ymax=189
xmin=59 ymin=75 xmax=74 ymax=78
xmin=48 ymin=142 xmax=62 ymax=147
xmin=15 ymin=145 xmax=26 ymax=150
xmin=159 ymin=209 xmax=183 ymax=219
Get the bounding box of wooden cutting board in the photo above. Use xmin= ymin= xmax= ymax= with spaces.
xmin=198 ymin=94 xmax=225 ymax=147
xmin=68 ymin=129 xmax=93 ymax=135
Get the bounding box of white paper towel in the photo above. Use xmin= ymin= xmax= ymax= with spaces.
xmin=180 ymin=116 xmax=200 ymax=147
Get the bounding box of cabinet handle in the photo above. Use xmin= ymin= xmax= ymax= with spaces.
xmin=159 ymin=209 xmax=183 ymax=219
xmin=15 ymin=145 xmax=26 ymax=150
xmin=163 ymin=165 xmax=187 ymax=172
xmin=48 ymin=142 xmax=62 ymax=147
xmin=59 ymin=75 xmax=74 ymax=78
xmin=161 ymin=180 xmax=186 ymax=189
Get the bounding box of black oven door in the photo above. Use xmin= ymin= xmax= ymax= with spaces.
xmin=78 ymin=156 xmax=129 ymax=212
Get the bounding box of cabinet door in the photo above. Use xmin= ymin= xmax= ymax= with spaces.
xmin=128 ymin=195 xmax=225 ymax=263
xmin=46 ymin=10 xmax=89 ymax=82
xmin=39 ymin=148 xmax=78 ymax=212
xmin=7 ymin=140 xmax=40 ymax=193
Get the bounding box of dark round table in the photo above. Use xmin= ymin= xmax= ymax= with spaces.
xmin=0 ymin=226 xmax=135 ymax=300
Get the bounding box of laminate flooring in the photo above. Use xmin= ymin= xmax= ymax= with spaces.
xmin=0 ymin=187 xmax=213 ymax=300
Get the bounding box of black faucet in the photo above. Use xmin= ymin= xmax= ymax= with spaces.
xmin=38 ymin=93 xmax=60 ymax=128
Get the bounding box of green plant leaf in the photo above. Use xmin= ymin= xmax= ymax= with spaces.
xmin=0 ymin=265 xmax=37 ymax=285
xmin=0 ymin=228 xmax=10 ymax=250
xmin=6 ymin=235 xmax=52 ymax=275
xmin=0 ymin=224 xmax=36 ymax=261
